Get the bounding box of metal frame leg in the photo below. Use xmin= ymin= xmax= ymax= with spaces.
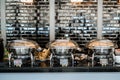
xmin=71 ymin=54 xmax=74 ymax=67
xmin=50 ymin=53 xmax=53 ymax=67
xmin=30 ymin=53 xmax=34 ymax=67
xmin=8 ymin=53 xmax=12 ymax=67
xmin=92 ymin=53 xmax=94 ymax=67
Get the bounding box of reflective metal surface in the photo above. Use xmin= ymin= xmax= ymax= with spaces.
xmin=86 ymin=39 xmax=115 ymax=49
xmin=7 ymin=39 xmax=41 ymax=67
xmin=47 ymin=39 xmax=80 ymax=55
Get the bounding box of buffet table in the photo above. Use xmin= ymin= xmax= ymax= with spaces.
xmin=0 ymin=39 xmax=120 ymax=72
xmin=0 ymin=66 xmax=120 ymax=72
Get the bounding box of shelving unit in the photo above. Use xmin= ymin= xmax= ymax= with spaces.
xmin=5 ymin=0 xmax=50 ymax=48
xmin=55 ymin=0 xmax=98 ymax=47
xmin=1 ymin=0 xmax=120 ymax=48
xmin=103 ymin=0 xmax=120 ymax=42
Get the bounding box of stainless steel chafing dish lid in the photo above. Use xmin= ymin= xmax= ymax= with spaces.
xmin=7 ymin=39 xmax=41 ymax=49
xmin=47 ymin=39 xmax=80 ymax=49
xmin=86 ymin=39 xmax=115 ymax=49
xmin=10 ymin=46 xmax=31 ymax=55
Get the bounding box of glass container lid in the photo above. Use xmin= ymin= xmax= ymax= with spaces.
xmin=7 ymin=39 xmax=41 ymax=49
xmin=46 ymin=39 xmax=80 ymax=49
xmin=86 ymin=39 xmax=115 ymax=49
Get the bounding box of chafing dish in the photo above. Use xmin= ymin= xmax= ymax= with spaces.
xmin=86 ymin=39 xmax=115 ymax=67
xmin=7 ymin=39 xmax=41 ymax=67
xmin=47 ymin=39 xmax=81 ymax=67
